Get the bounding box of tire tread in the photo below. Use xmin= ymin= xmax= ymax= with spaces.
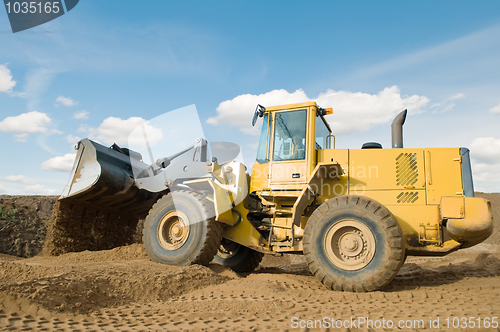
xmin=232 ymin=250 xmax=264 ymax=273
xmin=303 ymin=195 xmax=405 ymax=292
xmin=143 ymin=190 xmax=223 ymax=266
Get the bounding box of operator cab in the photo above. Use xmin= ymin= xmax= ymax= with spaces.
xmin=254 ymin=102 xmax=333 ymax=163
xmin=250 ymin=102 xmax=333 ymax=191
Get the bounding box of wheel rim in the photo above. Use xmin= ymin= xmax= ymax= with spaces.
xmin=217 ymin=240 xmax=241 ymax=259
xmin=157 ymin=211 xmax=190 ymax=251
xmin=324 ymin=219 xmax=376 ymax=271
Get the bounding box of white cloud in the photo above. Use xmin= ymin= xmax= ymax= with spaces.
xmin=41 ymin=153 xmax=76 ymax=172
xmin=0 ymin=184 xmax=5 ymax=193
xmin=429 ymin=93 xmax=464 ymax=113
xmin=14 ymin=133 xmax=29 ymax=142
xmin=316 ymin=86 xmax=428 ymax=135
xmin=2 ymin=175 xmax=36 ymax=185
xmin=208 ymin=86 xmax=429 ymax=136
xmin=87 ymin=116 xmax=163 ymax=146
xmin=471 ymin=162 xmax=500 ymax=187
xmin=55 ymin=96 xmax=78 ymax=107
xmin=207 ymin=89 xmax=308 ymax=135
xmin=0 ymin=64 xmax=16 ymax=93
xmin=469 ymin=137 xmax=500 ymax=190
xmin=0 ymin=111 xmax=52 ymax=142
xmin=429 ymin=93 xmax=465 ymax=114
xmin=469 ymin=137 xmax=500 ymax=164
xmin=490 ymin=103 xmax=500 ymax=115
xmin=447 ymin=93 xmax=465 ymax=101
xmin=65 ymin=134 xmax=81 ymax=144
xmin=77 ymin=124 xmax=90 ymax=133
xmin=25 ymin=68 xmax=56 ymax=111
xmin=22 ymin=184 xmax=58 ymax=195
xmin=49 ymin=128 xmax=63 ymax=135
xmin=73 ymin=110 xmax=89 ymax=120
xmin=441 ymin=103 xmax=456 ymax=113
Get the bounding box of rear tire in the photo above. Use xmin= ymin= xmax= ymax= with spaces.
xmin=303 ymin=195 xmax=405 ymax=292
xmin=213 ymin=239 xmax=264 ymax=273
xmin=143 ymin=190 xmax=223 ymax=266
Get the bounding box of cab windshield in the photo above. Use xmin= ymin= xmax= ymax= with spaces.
xmin=255 ymin=114 xmax=270 ymax=163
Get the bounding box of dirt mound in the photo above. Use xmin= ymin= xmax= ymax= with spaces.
xmin=389 ymin=253 xmax=500 ymax=291
xmin=0 ymin=244 xmax=229 ymax=315
xmin=42 ymin=200 xmax=143 ymax=256
xmin=2 ymin=246 xmax=499 ymax=330
xmin=1 ymin=193 xmax=499 ymax=330
xmin=0 ymin=195 xmax=56 ymax=257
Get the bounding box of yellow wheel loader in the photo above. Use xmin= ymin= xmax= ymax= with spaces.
xmin=49 ymin=102 xmax=494 ymax=292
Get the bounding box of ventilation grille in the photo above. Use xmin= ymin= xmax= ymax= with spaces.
xmin=397 ymin=192 xmax=419 ymax=203
xmin=396 ymin=153 xmax=418 ymax=186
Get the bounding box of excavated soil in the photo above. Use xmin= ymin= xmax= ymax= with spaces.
xmin=0 ymin=195 xmax=56 ymax=258
xmin=0 ymin=193 xmax=499 ymax=331
xmin=42 ymin=200 xmax=142 ymax=256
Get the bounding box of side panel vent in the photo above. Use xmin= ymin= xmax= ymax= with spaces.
xmin=396 ymin=153 xmax=418 ymax=186
xmin=397 ymin=191 xmax=419 ymax=203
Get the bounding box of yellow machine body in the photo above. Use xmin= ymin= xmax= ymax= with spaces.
xmin=53 ymin=101 xmax=493 ymax=260
xmin=220 ymin=102 xmax=493 ymax=256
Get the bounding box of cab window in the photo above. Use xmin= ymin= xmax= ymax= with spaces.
xmin=273 ymin=110 xmax=307 ymax=161
xmin=315 ymin=116 xmax=330 ymax=149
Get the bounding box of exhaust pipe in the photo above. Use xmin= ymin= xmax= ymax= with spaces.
xmin=391 ymin=109 xmax=407 ymax=148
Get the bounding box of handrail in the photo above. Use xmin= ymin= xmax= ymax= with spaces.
xmin=426 ymin=150 xmax=432 ymax=185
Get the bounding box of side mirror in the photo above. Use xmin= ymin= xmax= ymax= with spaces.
xmin=252 ymin=104 xmax=266 ymax=126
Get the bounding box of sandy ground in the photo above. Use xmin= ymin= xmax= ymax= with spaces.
xmin=0 ymin=244 xmax=499 ymax=331
xmin=0 ymin=192 xmax=498 ymax=331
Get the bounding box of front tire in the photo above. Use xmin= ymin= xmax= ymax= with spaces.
xmin=303 ymin=195 xmax=405 ymax=292
xmin=213 ymin=239 xmax=264 ymax=273
xmin=143 ymin=190 xmax=223 ymax=266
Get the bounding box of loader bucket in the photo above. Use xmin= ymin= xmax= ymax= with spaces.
xmin=43 ymin=139 xmax=163 ymax=255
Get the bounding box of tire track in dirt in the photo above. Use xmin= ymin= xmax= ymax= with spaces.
xmin=1 ymin=245 xmax=500 ymax=331
xmin=3 ymin=275 xmax=497 ymax=331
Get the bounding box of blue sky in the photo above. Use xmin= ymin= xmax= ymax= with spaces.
xmin=1 ymin=0 xmax=500 ymax=195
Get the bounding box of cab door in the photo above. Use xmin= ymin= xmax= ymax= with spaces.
xmin=269 ymin=109 xmax=309 ymax=187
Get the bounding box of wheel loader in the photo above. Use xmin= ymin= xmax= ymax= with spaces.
xmin=48 ymin=102 xmax=494 ymax=292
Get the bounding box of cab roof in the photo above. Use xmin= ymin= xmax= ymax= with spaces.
xmin=264 ymin=101 xmax=319 ymax=112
